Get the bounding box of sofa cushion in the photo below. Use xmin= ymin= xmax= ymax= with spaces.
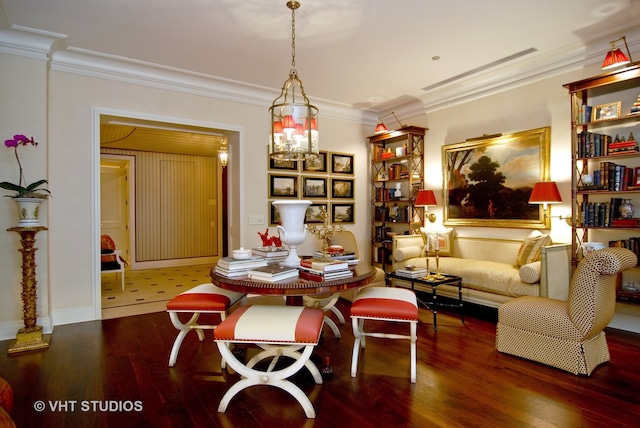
xmin=516 ymin=230 xmax=551 ymax=266
xmin=393 ymin=246 xmax=423 ymax=263
xmin=519 ymin=261 xmax=541 ymax=284
xmin=420 ymin=227 xmax=454 ymax=257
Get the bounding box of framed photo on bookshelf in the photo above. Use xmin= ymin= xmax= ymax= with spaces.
xmin=302 ymin=176 xmax=327 ymax=198
xmin=269 ymin=174 xmax=298 ymax=198
xmin=331 ymin=203 xmax=354 ymax=223
xmin=331 ymin=178 xmax=354 ymax=199
xmin=592 ymin=102 xmax=621 ymax=121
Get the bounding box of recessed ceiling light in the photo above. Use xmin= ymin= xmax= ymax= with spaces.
xmin=432 ymin=56 xmax=440 ymax=61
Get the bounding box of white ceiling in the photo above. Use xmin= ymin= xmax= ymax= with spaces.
xmin=2 ymin=0 xmax=640 ymax=114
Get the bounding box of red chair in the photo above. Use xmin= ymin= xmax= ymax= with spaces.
xmin=100 ymin=235 xmax=127 ymax=291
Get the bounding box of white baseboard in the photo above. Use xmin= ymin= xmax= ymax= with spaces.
xmin=0 ymin=315 xmax=53 ymax=341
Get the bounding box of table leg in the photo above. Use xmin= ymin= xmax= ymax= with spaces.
xmin=457 ymin=279 xmax=465 ymax=325
xmin=431 ymin=284 xmax=438 ymax=332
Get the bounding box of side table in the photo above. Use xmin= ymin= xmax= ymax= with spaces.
xmin=387 ymin=271 xmax=464 ymax=331
xmin=7 ymin=226 xmax=50 ymax=354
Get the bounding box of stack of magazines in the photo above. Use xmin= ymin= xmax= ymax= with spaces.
xmin=247 ymin=265 xmax=299 ymax=282
xmin=395 ymin=267 xmax=428 ymax=279
xmin=214 ymin=256 xmax=267 ymax=278
xmin=298 ymin=258 xmax=353 ymax=281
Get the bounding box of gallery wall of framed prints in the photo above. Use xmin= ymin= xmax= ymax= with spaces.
xmin=267 ymin=150 xmax=355 ymax=225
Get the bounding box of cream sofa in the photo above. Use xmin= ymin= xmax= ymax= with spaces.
xmin=391 ymin=233 xmax=572 ymax=308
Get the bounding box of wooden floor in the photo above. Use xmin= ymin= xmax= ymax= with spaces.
xmin=1 ymin=298 xmax=639 ymax=427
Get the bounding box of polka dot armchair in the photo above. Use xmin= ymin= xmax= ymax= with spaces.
xmin=496 ymin=247 xmax=637 ymax=375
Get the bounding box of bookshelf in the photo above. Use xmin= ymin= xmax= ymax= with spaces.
xmin=368 ymin=126 xmax=426 ymax=271
xmin=564 ymin=64 xmax=640 ymax=304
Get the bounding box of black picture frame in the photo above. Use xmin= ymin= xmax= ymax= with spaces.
xmin=269 ymin=203 xmax=281 ymax=225
xmin=305 ymin=203 xmax=328 ymax=223
xmin=303 ymin=150 xmax=328 ymax=173
xmin=269 ymin=157 xmax=299 ymax=171
xmin=331 ymin=178 xmax=354 ymax=199
xmin=269 ymin=174 xmax=298 ymax=198
xmin=302 ymin=176 xmax=327 ymax=198
xmin=330 ymin=152 xmax=354 ymax=175
xmin=331 ymin=203 xmax=354 ymax=223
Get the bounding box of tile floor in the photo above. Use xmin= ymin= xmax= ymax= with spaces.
xmin=101 ymin=264 xmax=214 ymax=319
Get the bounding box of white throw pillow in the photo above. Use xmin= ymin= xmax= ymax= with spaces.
xmin=519 ymin=261 xmax=541 ymax=284
xmin=420 ymin=227 xmax=454 ymax=257
xmin=516 ymin=230 xmax=551 ymax=267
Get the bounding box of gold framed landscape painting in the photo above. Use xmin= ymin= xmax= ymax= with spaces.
xmin=442 ymin=127 xmax=551 ymax=229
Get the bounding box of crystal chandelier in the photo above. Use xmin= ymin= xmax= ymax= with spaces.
xmin=269 ymin=1 xmax=319 ymax=161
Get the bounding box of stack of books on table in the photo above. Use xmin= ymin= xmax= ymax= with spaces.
xmin=247 ymin=265 xmax=299 ymax=282
xmin=298 ymin=258 xmax=353 ymax=281
xmin=313 ymin=249 xmax=360 ymax=267
xmin=251 ymin=246 xmax=289 ymax=265
xmin=395 ymin=267 xmax=428 ymax=279
xmin=214 ymin=256 xmax=267 ymax=278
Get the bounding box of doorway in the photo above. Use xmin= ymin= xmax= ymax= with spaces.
xmin=97 ymin=112 xmax=236 ymax=318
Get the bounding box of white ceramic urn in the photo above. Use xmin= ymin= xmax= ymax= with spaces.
xmin=272 ymin=199 xmax=311 ymax=267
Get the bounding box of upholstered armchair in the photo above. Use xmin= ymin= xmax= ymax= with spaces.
xmin=496 ymin=247 xmax=637 ymax=375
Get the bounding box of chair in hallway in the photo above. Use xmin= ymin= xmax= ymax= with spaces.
xmin=166 ymin=283 xmax=245 ymax=367
xmin=100 ymin=234 xmax=127 ymax=291
xmin=350 ymin=286 xmax=419 ymax=383
xmin=496 ymin=247 xmax=637 ymax=375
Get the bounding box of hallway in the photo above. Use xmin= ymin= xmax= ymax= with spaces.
xmin=101 ymin=263 xmax=213 ymax=319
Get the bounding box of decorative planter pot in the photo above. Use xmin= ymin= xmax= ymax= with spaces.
xmin=13 ymin=197 xmax=45 ymax=226
xmin=620 ymin=199 xmax=635 ymax=219
xmin=272 ymin=199 xmax=312 ymax=267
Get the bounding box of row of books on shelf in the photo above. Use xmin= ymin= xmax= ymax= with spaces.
xmin=578 ymin=199 xmax=639 ymax=228
xmin=374 ymin=205 xmax=412 ymax=222
xmin=577 ymin=131 xmax=637 ymax=158
xmin=580 ymin=162 xmax=639 ymax=191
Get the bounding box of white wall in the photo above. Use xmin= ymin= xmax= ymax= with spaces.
xmin=0 ymin=44 xmax=372 ymax=337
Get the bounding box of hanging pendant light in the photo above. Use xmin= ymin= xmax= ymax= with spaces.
xmin=269 ymin=1 xmax=319 ymax=161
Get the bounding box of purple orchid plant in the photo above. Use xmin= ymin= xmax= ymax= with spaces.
xmin=0 ymin=134 xmax=50 ymax=198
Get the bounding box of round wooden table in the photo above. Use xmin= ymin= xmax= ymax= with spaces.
xmin=210 ymin=263 xmax=377 ymax=305
xmin=211 ymin=263 xmax=377 ymax=373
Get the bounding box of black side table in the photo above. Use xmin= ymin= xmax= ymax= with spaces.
xmin=387 ymin=271 xmax=464 ymax=331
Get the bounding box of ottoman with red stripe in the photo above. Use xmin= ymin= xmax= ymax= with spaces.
xmin=350 ymin=287 xmax=419 ymax=383
xmin=214 ymin=305 xmax=325 ymax=418
xmin=166 ymin=283 xmax=245 ymax=367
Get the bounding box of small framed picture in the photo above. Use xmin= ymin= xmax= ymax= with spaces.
xmin=269 ymin=174 xmax=298 ymax=198
xmin=331 ymin=178 xmax=354 ymax=199
xmin=331 ymin=203 xmax=354 ymax=223
xmin=302 ymin=176 xmax=327 ymax=198
xmin=269 ymin=157 xmax=298 ymax=171
xmin=330 ymin=152 xmax=354 ymax=175
xmin=634 ymin=167 xmax=640 ymax=187
xmin=592 ymin=102 xmax=621 ymax=121
xmin=303 ymin=151 xmax=328 ymax=173
xmin=269 ymin=203 xmax=282 ymax=225
xmin=305 ymin=203 xmax=328 ymax=223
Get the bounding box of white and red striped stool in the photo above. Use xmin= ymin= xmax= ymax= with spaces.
xmin=350 ymin=287 xmax=419 ymax=383
xmin=214 ymin=305 xmax=325 ymax=418
xmin=166 ymin=283 xmax=245 ymax=367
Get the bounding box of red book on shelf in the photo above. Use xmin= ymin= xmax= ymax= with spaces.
xmin=612 ymin=219 xmax=640 ymax=227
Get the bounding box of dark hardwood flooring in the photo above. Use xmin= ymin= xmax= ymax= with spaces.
xmin=1 ymin=298 xmax=639 ymax=427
